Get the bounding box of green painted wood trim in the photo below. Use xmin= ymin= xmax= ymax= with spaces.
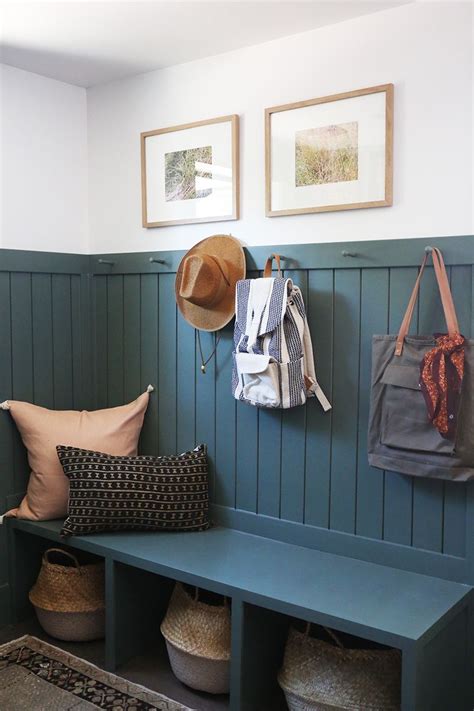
xmin=104 ymin=558 xmax=116 ymax=672
xmin=211 ymin=504 xmax=470 ymax=584
xmin=2 ymin=235 xmax=472 ymax=277
xmin=6 ymin=493 xmax=25 ymax=510
xmin=0 ymin=584 xmax=10 ymax=628
xmin=92 ymin=235 xmax=474 ymax=275
xmin=0 ymin=249 xmax=90 ymax=274
xmin=8 ymin=520 xmax=472 ymax=649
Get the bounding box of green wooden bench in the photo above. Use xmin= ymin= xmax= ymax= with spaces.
xmin=8 ymin=518 xmax=473 ymax=711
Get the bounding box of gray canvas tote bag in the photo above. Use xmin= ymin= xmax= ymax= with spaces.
xmin=368 ymin=247 xmax=474 ymax=481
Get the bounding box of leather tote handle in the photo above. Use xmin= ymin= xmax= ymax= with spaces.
xmin=395 ymin=247 xmax=459 ymax=356
xmin=263 ymin=253 xmax=282 ymax=278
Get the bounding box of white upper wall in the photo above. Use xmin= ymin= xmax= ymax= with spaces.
xmin=1 ymin=64 xmax=88 ymax=253
xmin=1 ymin=2 xmax=472 ymax=255
xmin=87 ymin=1 xmax=473 ymax=254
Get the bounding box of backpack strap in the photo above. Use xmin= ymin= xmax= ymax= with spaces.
xmin=263 ymin=254 xmax=282 ymax=278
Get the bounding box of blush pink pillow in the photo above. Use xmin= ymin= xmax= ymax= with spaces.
xmin=3 ymin=389 xmax=152 ymax=521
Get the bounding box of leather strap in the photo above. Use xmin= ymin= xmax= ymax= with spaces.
xmin=263 ymin=254 xmax=282 ymax=278
xmin=395 ymin=247 xmax=459 ymax=356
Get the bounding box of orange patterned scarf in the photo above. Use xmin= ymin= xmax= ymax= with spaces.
xmin=419 ymin=333 xmax=465 ymax=440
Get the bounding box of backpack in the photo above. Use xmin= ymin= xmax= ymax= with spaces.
xmin=232 ymin=255 xmax=331 ymax=411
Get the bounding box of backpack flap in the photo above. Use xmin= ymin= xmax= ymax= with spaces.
xmin=234 ymin=353 xmax=280 ymax=408
xmin=235 ymin=277 xmax=291 ymax=344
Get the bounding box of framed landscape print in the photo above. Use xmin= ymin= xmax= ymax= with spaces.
xmin=141 ymin=114 xmax=239 ymax=228
xmin=265 ymin=84 xmax=393 ymax=217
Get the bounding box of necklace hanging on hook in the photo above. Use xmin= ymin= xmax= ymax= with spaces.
xmin=197 ymin=330 xmax=222 ymax=374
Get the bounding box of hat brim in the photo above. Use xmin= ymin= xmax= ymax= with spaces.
xmin=175 ymin=234 xmax=246 ymax=332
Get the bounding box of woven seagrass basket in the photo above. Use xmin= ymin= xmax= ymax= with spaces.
xmin=278 ymin=625 xmax=401 ymax=711
xmin=29 ymin=548 xmax=105 ymax=642
xmin=161 ymin=582 xmax=231 ymax=694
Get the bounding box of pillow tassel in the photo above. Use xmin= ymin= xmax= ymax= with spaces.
xmin=0 ymin=401 xmax=10 ymax=410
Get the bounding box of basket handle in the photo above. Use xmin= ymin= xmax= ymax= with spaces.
xmin=44 ymin=548 xmax=80 ymax=569
xmin=194 ymin=586 xmax=228 ymax=606
xmin=305 ymin=621 xmax=345 ymax=649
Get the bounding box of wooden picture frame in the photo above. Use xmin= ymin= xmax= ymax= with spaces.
xmin=141 ymin=114 xmax=239 ymax=228
xmin=265 ymin=84 xmax=393 ymax=217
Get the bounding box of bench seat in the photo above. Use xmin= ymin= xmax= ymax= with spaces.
xmin=8 ymin=518 xmax=473 ymax=710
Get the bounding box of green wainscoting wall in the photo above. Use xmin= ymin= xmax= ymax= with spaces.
xmin=1 ymin=235 xmax=473 ymax=625
xmin=0 ymin=251 xmax=92 ymax=624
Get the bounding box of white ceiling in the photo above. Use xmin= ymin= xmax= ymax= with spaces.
xmin=0 ymin=1 xmax=410 ymax=88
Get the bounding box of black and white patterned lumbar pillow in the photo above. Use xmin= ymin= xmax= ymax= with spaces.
xmin=57 ymin=444 xmax=209 ymax=536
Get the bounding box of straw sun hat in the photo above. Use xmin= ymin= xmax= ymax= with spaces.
xmin=175 ymin=234 xmax=246 ymax=332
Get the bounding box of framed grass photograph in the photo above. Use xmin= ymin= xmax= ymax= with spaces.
xmin=141 ymin=114 xmax=239 ymax=228
xmin=265 ymin=84 xmax=393 ymax=217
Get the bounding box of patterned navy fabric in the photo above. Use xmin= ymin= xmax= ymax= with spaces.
xmin=57 ymin=444 xmax=209 ymax=536
xmin=235 ymin=279 xmax=251 ymax=332
xmin=283 ymin=309 xmax=303 ymax=362
xmin=287 ymin=359 xmax=304 ymax=408
xmin=292 ymin=288 xmax=306 ymax=320
xmin=265 ymin=278 xmax=288 ymax=333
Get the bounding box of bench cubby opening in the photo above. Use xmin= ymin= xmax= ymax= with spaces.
xmin=108 ymin=561 xmax=230 ymax=710
xmin=8 ymin=527 xmax=105 ymax=624
xmin=233 ymin=603 xmax=406 ymax=711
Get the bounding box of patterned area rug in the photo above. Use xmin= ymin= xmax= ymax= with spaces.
xmin=0 ymin=635 xmax=194 ymax=710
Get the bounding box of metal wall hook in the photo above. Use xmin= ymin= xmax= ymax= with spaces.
xmin=149 ymin=257 xmax=166 ymax=265
xmin=425 ymin=246 xmax=433 ymax=253
xmin=97 ymin=259 xmax=115 ymax=266
xmin=341 ymin=250 xmax=358 ymax=258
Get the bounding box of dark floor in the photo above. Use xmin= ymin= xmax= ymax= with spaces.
xmin=0 ymin=617 xmax=230 ymax=711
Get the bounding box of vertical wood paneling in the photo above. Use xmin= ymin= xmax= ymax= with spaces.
xmin=330 ymin=269 xmax=361 ymax=533
xmin=304 ymin=269 xmax=333 ymax=528
xmin=257 ymin=410 xmax=281 ymax=516
xmin=107 ymin=276 xmax=124 ymax=407
xmin=52 ymin=275 xmax=73 ymax=410
xmin=71 ymin=275 xmax=85 ymax=410
xmin=0 ymin=272 xmax=13 ymax=514
xmin=1 ymin=263 xmax=93 ymax=627
xmin=123 ymin=275 xmax=141 ymax=402
xmin=442 ymin=265 xmax=472 ymax=556
xmin=215 ymin=324 xmax=236 ymax=508
xmin=10 ymin=273 xmax=33 ymax=493
xmin=93 ymin=276 xmax=108 ymax=409
xmin=236 ymin=394 xmax=258 ymax=511
xmin=411 ymin=267 xmax=446 ymax=552
xmin=31 ymin=274 xmax=54 ymax=408
xmin=139 ymin=275 xmax=159 ymax=455
xmin=10 ymin=274 xmax=33 ymax=403
xmin=195 ymin=330 xmax=216 ymax=501
xmin=356 ymin=268 xmax=389 ymax=539
xmin=0 ymin=273 xmax=11 ymax=590
xmin=79 ymin=274 xmax=93 ymax=411
xmin=235 ymin=272 xmax=259 ymax=512
xmin=158 ymin=274 xmax=177 ymax=454
xmin=280 ymin=271 xmax=308 ymax=523
xmin=236 ymin=402 xmax=258 ymax=512
xmin=383 ymin=267 xmax=418 ymax=546
xmin=176 ymin=316 xmax=195 ymax=453
xmin=257 ymin=275 xmax=282 ymax=518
